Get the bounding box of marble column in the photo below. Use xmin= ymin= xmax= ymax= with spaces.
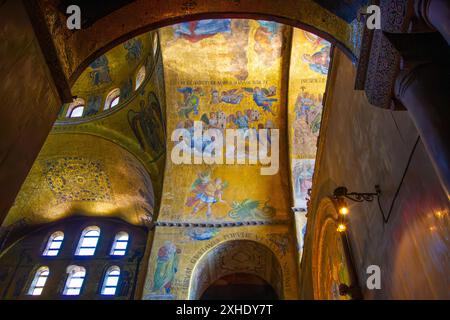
xmin=416 ymin=0 xmax=450 ymax=44
xmin=395 ymin=63 xmax=450 ymax=197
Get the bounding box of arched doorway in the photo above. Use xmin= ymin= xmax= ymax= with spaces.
xmin=200 ymin=273 xmax=279 ymax=300
xmin=189 ymin=240 xmax=284 ymax=300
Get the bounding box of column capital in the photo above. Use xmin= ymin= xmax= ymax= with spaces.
xmin=415 ymin=0 xmax=437 ymax=30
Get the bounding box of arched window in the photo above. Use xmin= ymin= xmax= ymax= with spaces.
xmin=110 ymin=232 xmax=129 ymax=256
xmin=153 ymin=32 xmax=159 ymax=57
xmin=135 ymin=65 xmax=146 ymax=90
xmin=63 ymin=265 xmax=86 ymax=296
xmin=42 ymin=231 xmax=64 ymax=256
xmin=101 ymin=266 xmax=121 ymax=295
xmin=70 ymin=106 xmax=84 ymax=118
xmin=27 ymin=266 xmax=49 ymax=296
xmin=75 ymin=226 xmax=100 ymax=256
xmin=66 ymin=98 xmax=85 ymax=118
xmin=105 ymin=89 xmax=120 ymax=110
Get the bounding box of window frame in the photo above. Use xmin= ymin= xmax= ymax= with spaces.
xmin=110 ymin=232 xmax=129 ymax=257
xmin=104 ymin=88 xmax=121 ymax=110
xmin=42 ymin=231 xmax=64 ymax=257
xmin=27 ymin=266 xmax=50 ymax=296
xmin=69 ymin=105 xmax=85 ymax=118
xmin=152 ymin=32 xmax=159 ymax=57
xmin=66 ymin=98 xmax=86 ymax=118
xmin=75 ymin=226 xmax=101 ymax=257
xmin=100 ymin=266 xmax=121 ymax=296
xmin=63 ymin=265 xmax=86 ymax=296
xmin=135 ymin=65 xmax=146 ymax=90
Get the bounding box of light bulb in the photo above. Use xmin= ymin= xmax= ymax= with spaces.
xmin=339 ymin=206 xmax=349 ymax=215
xmin=337 ymin=224 xmax=347 ymax=232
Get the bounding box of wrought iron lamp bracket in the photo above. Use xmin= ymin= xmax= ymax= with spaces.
xmin=333 ymin=185 xmax=389 ymax=223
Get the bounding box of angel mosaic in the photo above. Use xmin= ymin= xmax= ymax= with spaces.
xmin=243 ymin=86 xmax=278 ymax=113
xmin=177 ymin=87 xmax=204 ymax=118
xmin=185 ymin=171 xmax=228 ymax=219
xmin=173 ymin=19 xmax=232 ymax=43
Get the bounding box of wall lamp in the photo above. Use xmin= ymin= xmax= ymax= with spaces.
xmin=333 ymin=185 xmax=390 ymax=225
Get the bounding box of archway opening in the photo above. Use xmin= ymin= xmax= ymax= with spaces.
xmin=189 ymin=240 xmax=284 ymax=300
xmin=200 ymin=273 xmax=279 ymax=300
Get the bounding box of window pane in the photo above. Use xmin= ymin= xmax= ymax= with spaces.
xmin=111 ymin=96 xmax=120 ymax=108
xmin=31 ymin=288 xmax=43 ymax=296
xmin=64 ymin=266 xmax=85 ymax=296
xmin=111 ymin=232 xmax=128 ymax=256
xmin=113 ymin=250 xmax=126 ymax=256
xmin=81 ymin=237 xmax=99 ymax=247
xmin=105 ymin=276 xmax=119 ymax=287
xmin=135 ymin=67 xmax=146 ymax=90
xmin=117 ymin=234 xmax=129 ymax=241
xmin=76 ymin=228 xmax=100 ymax=256
xmin=78 ymin=248 xmax=96 ymax=256
xmin=68 ymin=278 xmax=84 ymax=288
xmin=49 ymin=241 xmax=62 ymax=249
xmin=109 ymin=270 xmax=120 ymax=276
xmin=43 ymin=232 xmax=64 ymax=256
xmin=115 ymin=242 xmax=127 ymax=250
xmin=73 ymin=271 xmax=85 ymax=278
xmin=102 ymin=287 xmax=116 ymax=295
xmin=85 ymin=230 xmax=100 ymax=237
xmin=35 ymin=276 xmax=48 ymax=287
xmin=70 ymin=106 xmax=84 ymax=118
xmin=28 ymin=267 xmax=49 ymax=296
xmin=46 ymin=250 xmax=58 ymax=256
xmin=102 ymin=267 xmax=120 ymax=295
xmin=65 ymin=288 xmax=81 ymax=296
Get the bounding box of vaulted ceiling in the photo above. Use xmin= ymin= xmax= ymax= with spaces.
xmin=2 ymin=19 xmax=331 ymax=252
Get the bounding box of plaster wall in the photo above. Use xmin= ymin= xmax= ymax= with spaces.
xmin=300 ymin=49 xmax=450 ymax=300
xmin=0 ymin=0 xmax=62 ymax=225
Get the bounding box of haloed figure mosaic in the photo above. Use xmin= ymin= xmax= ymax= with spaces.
xmin=186 ymin=171 xmax=228 ymax=218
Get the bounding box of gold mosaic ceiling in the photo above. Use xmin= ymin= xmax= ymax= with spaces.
xmin=71 ymin=32 xmax=153 ymax=97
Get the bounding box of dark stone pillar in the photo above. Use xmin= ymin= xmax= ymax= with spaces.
xmin=416 ymin=0 xmax=450 ymax=44
xmin=0 ymin=0 xmax=70 ymax=225
xmin=395 ymin=63 xmax=450 ymax=196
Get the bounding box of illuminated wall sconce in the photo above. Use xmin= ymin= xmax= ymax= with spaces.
xmin=337 ymin=223 xmax=347 ymax=233
xmin=333 ymin=185 xmax=390 ymax=224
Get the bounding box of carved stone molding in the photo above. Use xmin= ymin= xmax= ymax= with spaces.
xmin=363 ymin=30 xmax=401 ymax=109
xmin=381 ymin=0 xmax=414 ymax=33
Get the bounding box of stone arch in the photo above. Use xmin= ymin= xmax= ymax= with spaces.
xmin=188 ymin=239 xmax=284 ymax=300
xmin=37 ymin=0 xmax=356 ymax=91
